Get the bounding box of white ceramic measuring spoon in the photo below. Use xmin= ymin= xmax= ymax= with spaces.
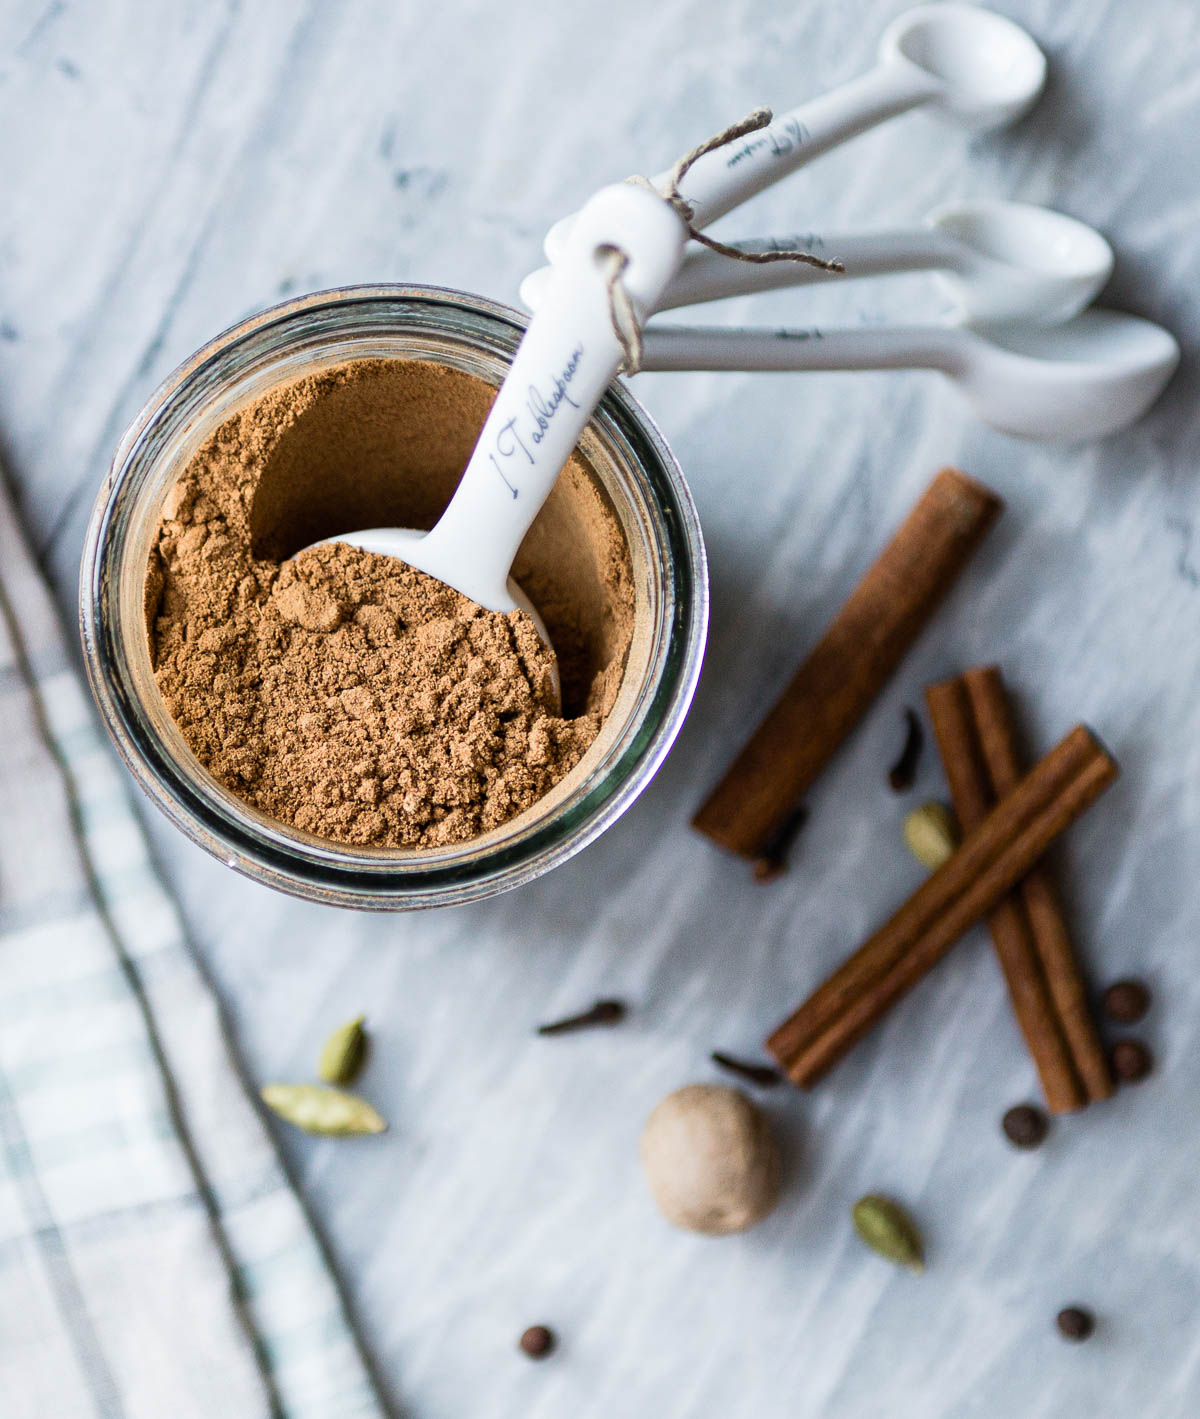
xmin=637 ymin=310 xmax=1179 ymax=441
xmin=544 ymin=4 xmax=1046 ymax=260
xmin=304 ymin=182 xmax=685 ymax=705
xmin=525 ymin=201 xmax=1113 ymax=327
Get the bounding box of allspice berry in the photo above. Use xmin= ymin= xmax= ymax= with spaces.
xmin=1102 ymin=979 xmax=1151 ymax=1024
xmin=640 ymin=1083 xmax=782 ymax=1235
xmin=1056 ymin=1306 xmax=1095 ymax=1342
xmin=1002 ymin=1103 xmax=1049 ymax=1150
xmin=1109 ymin=1038 xmax=1153 ymax=1083
xmin=518 ymin=1325 xmax=556 ymax=1359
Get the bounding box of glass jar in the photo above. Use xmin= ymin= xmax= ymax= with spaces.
xmin=80 ymin=286 xmax=707 ymax=909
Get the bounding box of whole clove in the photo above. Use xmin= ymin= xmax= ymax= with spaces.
xmin=752 ymin=805 xmax=809 ymax=882
xmin=710 ymin=1052 xmax=784 ymax=1088
xmin=536 ymin=999 xmax=626 ymax=1036
xmin=888 ymin=707 xmax=925 ymax=791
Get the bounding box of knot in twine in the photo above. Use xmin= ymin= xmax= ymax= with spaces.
xmin=605 ymin=107 xmax=844 ymax=373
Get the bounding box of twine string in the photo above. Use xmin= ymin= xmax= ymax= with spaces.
xmin=603 ymin=107 xmax=844 ymax=373
xmin=597 ymin=244 xmax=643 ymax=377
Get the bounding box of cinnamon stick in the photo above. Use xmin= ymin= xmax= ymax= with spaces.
xmin=694 ymin=469 xmax=1002 ymax=861
xmin=766 ymin=726 xmax=1118 ymax=1087
xmin=961 ymin=668 xmax=1114 ymax=1104
xmin=926 ymin=675 xmax=1086 ymax=1114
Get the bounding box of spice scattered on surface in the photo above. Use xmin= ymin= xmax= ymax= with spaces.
xmin=710 ymin=1052 xmax=784 ymax=1088
xmin=1056 ymin=1306 xmax=1096 ymax=1342
xmin=902 ymin=800 xmax=960 ymax=870
xmin=536 ymin=999 xmax=626 ymax=1036
xmin=518 ymin=1325 xmax=556 ymax=1360
xmin=888 ymin=707 xmax=925 ymax=791
xmin=1102 ymin=979 xmax=1151 ymax=1024
xmin=1109 ymin=1038 xmax=1153 ymax=1083
xmin=640 ymin=1084 xmax=781 ymax=1235
xmin=851 ymin=1194 xmax=924 ymax=1272
xmin=1002 ymin=1103 xmax=1050 ymax=1149
xmin=260 ymin=1083 xmax=387 ymax=1136
xmin=318 ymin=1015 xmax=368 ymax=1086
xmin=751 ymin=805 xmax=809 ymax=882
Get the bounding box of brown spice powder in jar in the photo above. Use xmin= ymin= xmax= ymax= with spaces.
xmin=146 ymin=358 xmax=636 ymax=849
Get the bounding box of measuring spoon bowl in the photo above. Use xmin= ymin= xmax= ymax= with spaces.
xmin=881 ymin=3 xmax=1046 ymax=130
xmin=927 ymin=200 xmax=1113 ymax=324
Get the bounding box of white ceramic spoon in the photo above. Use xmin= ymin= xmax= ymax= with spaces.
xmin=637 ymin=310 xmax=1179 ymax=441
xmin=523 ymin=201 xmax=1114 ymax=327
xmin=305 ymin=182 xmax=685 ymax=705
xmin=544 ymin=4 xmax=1046 ymax=261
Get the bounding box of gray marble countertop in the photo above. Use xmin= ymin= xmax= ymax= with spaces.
xmin=4 ymin=1 xmax=1200 ymax=1414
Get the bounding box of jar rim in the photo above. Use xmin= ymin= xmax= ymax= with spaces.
xmin=80 ymin=284 xmax=708 ymax=909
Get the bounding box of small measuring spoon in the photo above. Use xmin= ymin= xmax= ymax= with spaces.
xmin=637 ymin=310 xmax=1179 ymax=441
xmin=525 ymin=202 xmax=1113 ymax=328
xmin=304 ymin=183 xmax=685 ymax=707
xmin=544 ymin=4 xmax=1045 ymax=260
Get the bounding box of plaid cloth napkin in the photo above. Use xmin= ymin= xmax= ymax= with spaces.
xmin=0 ymin=469 xmax=386 ymax=1418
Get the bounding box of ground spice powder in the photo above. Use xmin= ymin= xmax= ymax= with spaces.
xmin=148 ymin=359 xmax=629 ymax=849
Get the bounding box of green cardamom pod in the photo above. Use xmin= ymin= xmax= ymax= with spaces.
xmin=318 ymin=1015 xmax=368 ymax=1086
xmin=852 ymin=1194 xmax=924 ymax=1272
xmin=261 ymin=1083 xmax=386 ymax=1137
xmin=902 ymin=801 xmax=960 ymax=871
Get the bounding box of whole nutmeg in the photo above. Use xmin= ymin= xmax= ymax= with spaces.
xmin=640 ymin=1083 xmax=782 ymax=1235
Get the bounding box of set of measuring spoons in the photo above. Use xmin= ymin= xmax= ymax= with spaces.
xmin=524 ymin=3 xmax=1179 ymax=441
xmin=320 ymin=4 xmax=1177 ymax=687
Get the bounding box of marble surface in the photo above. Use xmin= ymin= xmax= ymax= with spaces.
xmin=4 ymin=1 xmax=1200 ymax=1414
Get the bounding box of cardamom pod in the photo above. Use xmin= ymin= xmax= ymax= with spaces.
xmin=318 ymin=1015 xmax=367 ymax=1086
xmin=261 ymin=1083 xmax=386 ymax=1137
xmin=902 ymin=801 xmax=960 ymax=871
xmin=852 ymin=1194 xmax=924 ymax=1272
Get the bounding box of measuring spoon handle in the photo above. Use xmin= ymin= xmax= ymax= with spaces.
xmin=412 ymin=184 xmax=685 ymax=612
xmin=662 ymin=228 xmax=963 ymax=309
xmin=544 ymin=57 xmax=938 ymax=263
xmin=639 ymin=321 xmax=966 ymax=374
xmin=657 ymin=59 xmax=940 ymax=232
